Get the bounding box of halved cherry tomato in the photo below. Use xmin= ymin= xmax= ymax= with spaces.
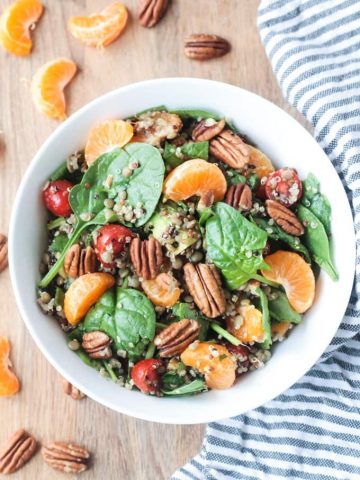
xmin=265 ymin=168 xmax=302 ymax=207
xmin=95 ymin=224 xmax=135 ymax=268
xmin=42 ymin=180 xmax=73 ymax=217
xmin=131 ymin=358 xmax=163 ymax=395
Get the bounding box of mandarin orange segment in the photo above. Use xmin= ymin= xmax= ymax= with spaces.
xmin=0 ymin=336 xmax=20 ymax=397
xmin=68 ymin=2 xmax=128 ymax=48
xmin=141 ymin=273 xmax=181 ymax=308
xmin=271 ymin=321 xmax=292 ymax=338
xmin=64 ymin=272 xmax=115 ymax=326
xmin=0 ymin=0 xmax=43 ymax=56
xmin=181 ymin=342 xmax=236 ymax=389
xmin=246 ymin=145 xmax=274 ymax=179
xmin=261 ymin=251 xmax=315 ymax=314
xmin=31 ymin=58 xmax=77 ymax=121
xmin=85 ymin=119 xmax=134 ymax=166
xmin=226 ymin=303 xmax=264 ymax=344
xmin=163 ymin=159 xmax=227 ymax=203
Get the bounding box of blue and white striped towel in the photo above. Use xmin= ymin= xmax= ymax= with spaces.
xmin=172 ymin=1 xmax=360 ymax=478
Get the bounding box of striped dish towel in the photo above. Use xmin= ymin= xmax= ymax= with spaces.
xmin=172 ymin=1 xmax=360 ymax=479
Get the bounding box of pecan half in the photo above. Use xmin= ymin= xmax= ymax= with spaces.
xmin=184 ymin=34 xmax=230 ymax=60
xmin=133 ymin=111 xmax=183 ymax=147
xmin=154 ymin=319 xmax=201 ymax=357
xmin=184 ymin=263 xmax=226 ymax=318
xmin=82 ymin=331 xmax=112 ymax=360
xmin=265 ymin=200 xmax=304 ymax=236
xmin=64 ymin=244 xmax=96 ymax=278
xmin=138 ymin=0 xmax=168 ymax=27
xmin=210 ymin=130 xmax=250 ymax=169
xmin=192 ymin=118 xmax=225 ymax=142
xmin=130 ymin=236 xmax=163 ymax=280
xmin=42 ymin=442 xmax=90 ymax=474
xmin=225 ymin=183 xmax=252 ymax=211
xmin=0 ymin=429 xmax=37 ymax=474
xmin=0 ymin=234 xmax=8 ymax=273
xmin=62 ymin=379 xmax=86 ymax=400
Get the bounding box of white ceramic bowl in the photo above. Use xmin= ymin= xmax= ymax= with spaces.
xmin=9 ymin=78 xmax=355 ymax=424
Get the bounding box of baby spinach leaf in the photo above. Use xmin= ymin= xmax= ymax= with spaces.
xmin=163 ymin=141 xmax=209 ymax=167
xmin=172 ymin=302 xmax=209 ymax=340
xmin=254 ymin=217 xmax=311 ymax=262
xmin=54 ymin=287 xmax=64 ymax=308
xmin=198 ymin=207 xmax=214 ymax=227
xmin=302 ymin=173 xmax=331 ymax=235
xmin=50 ymin=162 xmax=68 ymax=181
xmin=209 ymin=322 xmax=241 ymax=346
xmin=169 ymin=108 xmax=222 ymax=121
xmin=247 ymin=174 xmax=260 ymax=191
xmin=255 ymin=288 xmax=271 ymax=350
xmin=297 ymin=205 xmax=338 ymax=281
xmin=82 ymin=289 xmax=116 ymax=332
xmin=206 ymin=203 xmax=268 ymax=288
xmin=161 ymin=371 xmax=186 ymax=391
xmin=134 ymin=105 xmax=168 ymax=116
xmin=268 ymin=291 xmax=302 ymax=324
xmin=225 ymin=169 xmax=247 ymax=186
xmin=302 ymin=173 xmax=320 ymax=201
xmin=49 ymin=233 xmax=68 ymax=254
xmin=74 ymin=349 xmax=102 ymax=371
xmin=161 ymin=379 xmax=206 ymax=396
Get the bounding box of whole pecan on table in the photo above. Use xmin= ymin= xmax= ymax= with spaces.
xmin=0 ymin=429 xmax=37 ymax=474
xmin=225 ymin=183 xmax=252 ymax=211
xmin=192 ymin=118 xmax=225 ymax=142
xmin=138 ymin=0 xmax=168 ymax=28
xmin=82 ymin=331 xmax=112 ymax=360
xmin=64 ymin=244 xmax=96 ymax=278
xmin=184 ymin=263 xmax=226 ymax=318
xmin=133 ymin=111 xmax=183 ymax=147
xmin=265 ymin=199 xmax=304 ymax=236
xmin=62 ymin=379 xmax=86 ymax=400
xmin=0 ymin=233 xmax=8 ymax=273
xmin=130 ymin=236 xmax=163 ymax=280
xmin=184 ymin=34 xmax=230 ymax=61
xmin=154 ymin=319 xmax=201 ymax=357
xmin=42 ymin=442 xmax=90 ymax=474
xmin=210 ymin=129 xmax=250 ymax=169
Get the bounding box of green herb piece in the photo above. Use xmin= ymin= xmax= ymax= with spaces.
xmin=49 ymin=233 xmax=68 ymax=254
xmin=254 ymin=217 xmax=311 ymax=262
xmin=210 ymin=322 xmax=241 ymax=346
xmin=50 ymin=162 xmax=68 ymax=181
xmin=161 ymin=379 xmax=206 ymax=396
xmin=224 ymin=169 xmax=247 ymax=186
xmin=198 ymin=207 xmax=214 ymax=227
xmin=219 ymin=354 xmax=227 ymax=361
xmin=161 ymin=371 xmax=186 ymax=391
xmin=255 ymin=287 xmax=271 ymax=350
xmin=145 ymin=341 xmax=156 ymax=359
xmin=163 ymin=141 xmax=209 ymax=167
xmin=169 ymin=108 xmax=221 ymax=121
xmin=268 ymin=291 xmax=302 ymax=324
xmin=47 ymin=217 xmax=65 ymax=230
xmin=172 ymin=302 xmax=209 ymax=340
xmin=302 ymin=173 xmax=331 ymax=235
xmin=206 ymin=202 xmax=268 ymax=288
xmin=247 ymin=174 xmax=260 ymax=191
xmin=103 ymin=361 xmax=117 ymax=382
xmin=54 ymin=287 xmax=64 ymax=308
xmin=297 ymin=205 xmax=338 ymax=280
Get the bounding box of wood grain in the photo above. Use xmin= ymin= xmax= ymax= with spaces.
xmin=0 ymin=1 xmax=310 ymax=478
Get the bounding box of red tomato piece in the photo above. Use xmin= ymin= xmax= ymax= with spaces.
xmin=95 ymin=224 xmax=134 ymax=268
xmin=131 ymin=358 xmax=163 ymax=395
xmin=265 ymin=168 xmax=302 ymax=207
xmin=42 ymin=180 xmax=73 ymax=217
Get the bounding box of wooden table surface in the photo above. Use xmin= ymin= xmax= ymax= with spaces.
xmin=0 ymin=1 xmax=309 ymax=478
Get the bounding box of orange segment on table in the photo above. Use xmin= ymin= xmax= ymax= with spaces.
xmin=163 ymin=159 xmax=227 ymax=202
xmin=68 ymin=2 xmax=128 ymax=48
xmin=0 ymin=0 xmax=43 ymax=56
xmin=31 ymin=58 xmax=77 ymax=121
xmin=85 ymin=119 xmax=134 ymax=165
xmin=141 ymin=273 xmax=181 ymax=308
xmin=0 ymin=336 xmax=20 ymax=397
xmin=261 ymin=250 xmax=315 ymax=314
xmin=64 ymin=272 xmax=115 ymax=326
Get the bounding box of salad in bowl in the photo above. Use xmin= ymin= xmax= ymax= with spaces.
xmin=37 ymin=105 xmax=337 ymax=397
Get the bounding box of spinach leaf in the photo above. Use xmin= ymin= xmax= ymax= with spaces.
xmin=172 ymin=302 xmax=208 ymax=340
xmin=50 ymin=162 xmax=68 ymax=181
xmin=206 ymin=203 xmax=268 ymax=288
xmin=247 ymin=174 xmax=260 ymax=191
xmin=198 ymin=207 xmax=214 ymax=227
xmin=254 ymin=217 xmax=311 ymax=262
xmin=134 ymin=105 xmax=168 ymax=116
xmin=210 ymin=322 xmax=241 ymax=346
xmin=161 ymin=379 xmax=206 ymax=396
xmin=297 ymin=205 xmax=338 ymax=280
xmin=161 ymin=371 xmax=186 ymax=391
xmin=163 ymin=141 xmax=209 ymax=167
xmin=302 ymin=173 xmax=331 ymax=235
xmin=74 ymin=349 xmax=102 ymax=371
xmin=49 ymin=233 xmax=68 ymax=254
xmin=255 ymin=288 xmax=271 ymax=350
xmin=268 ymin=291 xmax=302 ymax=324
xmin=54 ymin=287 xmax=64 ymax=308
xmin=47 ymin=217 xmax=65 ymax=230
xmin=169 ymin=108 xmax=222 ymax=121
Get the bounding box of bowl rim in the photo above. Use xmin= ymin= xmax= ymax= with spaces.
xmin=8 ymin=77 xmax=356 ymax=424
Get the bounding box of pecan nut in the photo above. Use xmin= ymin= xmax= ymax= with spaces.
xmin=266 ymin=200 xmax=304 ymax=236
xmin=64 ymin=244 xmax=96 ymax=278
xmin=42 ymin=442 xmax=90 ymax=474
xmin=0 ymin=234 xmax=8 ymax=273
xmin=225 ymin=183 xmax=252 ymax=211
xmin=62 ymin=379 xmax=86 ymax=400
xmin=138 ymin=0 xmax=168 ymax=27
xmin=133 ymin=111 xmax=183 ymax=147
xmin=154 ymin=319 xmax=201 ymax=357
xmin=192 ymin=118 xmax=225 ymax=142
xmin=184 ymin=263 xmax=226 ymax=318
xmin=130 ymin=236 xmax=163 ymax=280
xmin=184 ymin=34 xmax=230 ymax=60
xmin=210 ymin=130 xmax=250 ymax=169
xmin=82 ymin=331 xmax=112 ymax=360
xmin=0 ymin=429 xmax=37 ymax=474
